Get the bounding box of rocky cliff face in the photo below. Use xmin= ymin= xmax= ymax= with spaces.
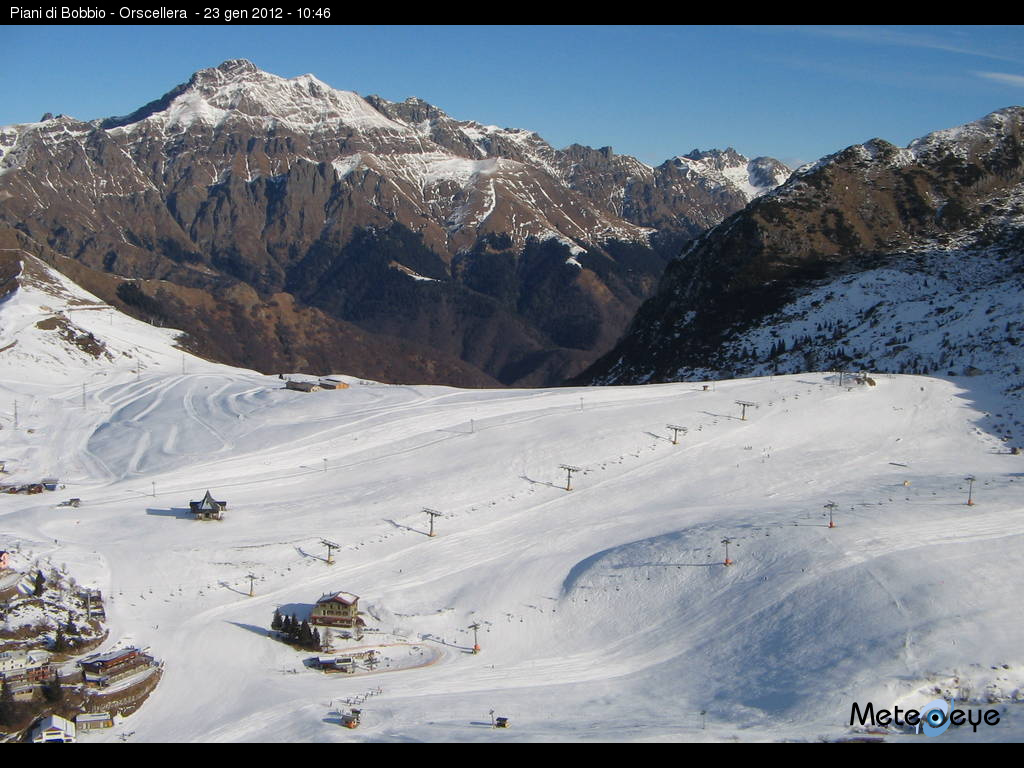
xmin=0 ymin=59 xmax=788 ymax=386
xmin=578 ymin=107 xmax=1024 ymax=405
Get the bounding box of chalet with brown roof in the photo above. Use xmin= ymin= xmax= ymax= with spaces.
xmin=80 ymin=647 xmax=152 ymax=687
xmin=285 ymin=379 xmax=321 ymax=393
xmin=318 ymin=378 xmax=350 ymax=390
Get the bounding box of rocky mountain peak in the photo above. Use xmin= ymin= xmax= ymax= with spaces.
xmin=190 ymin=58 xmax=262 ymax=87
xmin=669 ymin=148 xmax=791 ymax=203
xmin=682 ymin=147 xmax=746 ymax=170
xmin=215 ymin=58 xmax=259 ymax=77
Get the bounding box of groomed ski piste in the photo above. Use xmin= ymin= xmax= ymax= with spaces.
xmin=1 ymin=255 xmax=1022 ymax=742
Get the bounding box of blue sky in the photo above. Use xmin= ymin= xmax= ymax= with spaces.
xmin=2 ymin=25 xmax=1023 ymax=168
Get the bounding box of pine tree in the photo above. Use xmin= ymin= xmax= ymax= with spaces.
xmin=299 ymin=620 xmax=313 ymax=648
xmin=43 ymin=674 xmax=63 ymax=703
xmin=271 ymin=609 xmax=283 ymax=632
xmin=54 ymin=627 xmax=68 ymax=653
xmin=281 ymin=615 xmax=292 ymax=636
xmin=0 ymin=678 xmax=14 ymax=727
xmin=288 ymin=614 xmax=299 ymax=642
xmin=33 ymin=569 xmax=46 ymax=596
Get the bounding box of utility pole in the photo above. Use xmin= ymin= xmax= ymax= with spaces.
xmin=469 ymin=622 xmax=481 ymax=653
xmin=721 ymin=537 xmax=735 ymax=567
xmin=559 ymin=465 xmax=582 ymax=491
xmin=151 ymin=482 xmax=156 ymax=498
xmin=666 ymin=424 xmax=687 ymax=445
xmin=965 ymin=475 xmax=976 ymax=506
xmin=246 ymin=574 xmax=257 ymax=597
xmin=321 ymin=539 xmax=339 ymax=565
xmin=735 ymin=400 xmax=759 ymax=421
xmin=824 ymin=501 xmax=838 ymax=529
xmin=423 ymin=508 xmax=442 ymax=537
xmin=323 ymin=457 xmax=327 ymax=473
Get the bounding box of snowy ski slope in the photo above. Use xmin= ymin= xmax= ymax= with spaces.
xmin=1 ymin=258 xmax=1022 ymax=742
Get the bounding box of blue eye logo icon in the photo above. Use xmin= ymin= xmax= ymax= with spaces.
xmin=917 ymin=697 xmax=953 ymax=737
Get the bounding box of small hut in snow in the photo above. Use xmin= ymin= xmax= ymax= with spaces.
xmin=189 ymin=490 xmax=226 ymax=521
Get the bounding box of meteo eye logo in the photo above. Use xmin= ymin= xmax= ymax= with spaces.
xmin=850 ymin=697 xmax=1001 ymax=737
xmin=918 ymin=697 xmax=954 ymax=737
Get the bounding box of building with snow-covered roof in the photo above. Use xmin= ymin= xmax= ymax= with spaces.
xmin=75 ymin=712 xmax=114 ymax=730
xmin=310 ymin=591 xmax=361 ymax=628
xmin=0 ymin=649 xmax=50 ymax=679
xmin=31 ymin=714 xmax=76 ymax=742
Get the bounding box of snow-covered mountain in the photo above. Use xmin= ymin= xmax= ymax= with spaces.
xmin=0 ymin=60 xmax=789 ymax=388
xmin=2 ymin=254 xmax=1022 ymax=743
xmin=580 ymin=107 xmax=1024 ymax=426
xmin=675 ymin=148 xmax=791 ymax=202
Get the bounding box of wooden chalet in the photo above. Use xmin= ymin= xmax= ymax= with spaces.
xmin=318 ymin=378 xmax=350 ymax=390
xmin=310 ymin=591 xmax=361 ymax=628
xmin=285 ymin=379 xmax=321 ymax=393
xmin=189 ymin=490 xmax=226 ymax=520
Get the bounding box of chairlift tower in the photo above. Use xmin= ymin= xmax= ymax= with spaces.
xmin=735 ymin=401 xmax=759 ymax=421
xmin=469 ymin=622 xmax=481 ymax=653
xmin=824 ymin=501 xmax=838 ymax=529
xmin=321 ymin=539 xmax=340 ymax=565
xmin=559 ymin=465 xmax=582 ymax=491
xmin=246 ymin=573 xmax=257 ymax=597
xmin=666 ymin=424 xmax=687 ymax=445
xmin=965 ymin=475 xmax=976 ymax=506
xmin=423 ymin=508 xmax=442 ymax=537
xmin=721 ymin=537 xmax=735 ymax=567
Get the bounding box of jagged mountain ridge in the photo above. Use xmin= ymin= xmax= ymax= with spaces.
xmin=579 ymin=107 xmax=1024 ymax=414
xmin=0 ymin=59 xmax=789 ymax=387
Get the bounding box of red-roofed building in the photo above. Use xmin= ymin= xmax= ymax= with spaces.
xmin=310 ymin=591 xmax=361 ymax=628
